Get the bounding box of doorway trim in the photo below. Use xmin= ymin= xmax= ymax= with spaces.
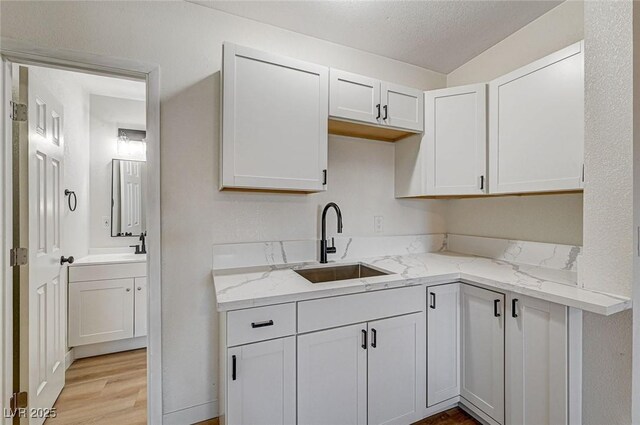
xmin=0 ymin=37 xmax=162 ymax=424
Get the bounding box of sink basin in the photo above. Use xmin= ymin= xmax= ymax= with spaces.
xmin=295 ymin=263 xmax=391 ymax=284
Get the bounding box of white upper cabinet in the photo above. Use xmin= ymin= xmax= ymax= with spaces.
xmin=381 ymin=82 xmax=424 ymax=132
xmin=506 ymin=294 xmax=567 ymax=425
xmin=221 ymin=43 xmax=329 ymax=192
xmin=329 ymin=69 xmax=424 ymax=133
xmin=330 ymin=69 xmax=381 ymax=125
xmin=489 ymin=41 xmax=584 ymax=194
xmin=425 ymin=84 xmax=487 ymax=195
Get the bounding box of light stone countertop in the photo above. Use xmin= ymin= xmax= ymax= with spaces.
xmin=213 ymin=251 xmax=631 ymax=315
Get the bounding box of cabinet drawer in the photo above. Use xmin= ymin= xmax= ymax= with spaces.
xmin=227 ymin=303 xmax=296 ymax=346
xmin=69 ymin=262 xmax=147 ymax=282
xmin=298 ymin=286 xmax=423 ymax=333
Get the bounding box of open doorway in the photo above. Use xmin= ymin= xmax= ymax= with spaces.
xmin=7 ymin=62 xmax=152 ymax=424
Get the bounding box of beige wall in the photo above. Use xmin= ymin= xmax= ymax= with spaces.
xmin=0 ymin=1 xmax=446 ymax=419
xmin=444 ymin=1 xmax=585 ymax=246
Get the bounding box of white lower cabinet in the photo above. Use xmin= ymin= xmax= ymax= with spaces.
xmin=227 ymin=337 xmax=296 ymax=425
xmin=460 ymin=284 xmax=505 ymax=425
xmin=427 ymin=283 xmax=460 ymax=407
xmin=298 ymin=313 xmax=424 ymax=425
xmin=68 ymin=278 xmax=135 ymax=347
xmin=298 ymin=324 xmax=368 ymax=425
xmin=506 ymin=294 xmax=567 ymax=425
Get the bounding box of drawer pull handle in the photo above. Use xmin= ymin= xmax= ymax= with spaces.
xmin=251 ymin=320 xmax=274 ymax=328
xmin=232 ymin=355 xmax=237 ymax=381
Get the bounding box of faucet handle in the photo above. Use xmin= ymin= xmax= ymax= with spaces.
xmin=330 ymin=237 xmax=335 ymax=247
xmin=326 ymin=237 xmax=337 ymax=254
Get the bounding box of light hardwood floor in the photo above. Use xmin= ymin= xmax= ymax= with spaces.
xmin=196 ymin=408 xmax=478 ymax=425
xmin=46 ymin=349 xmax=146 ymax=425
xmin=48 ymin=349 xmax=477 ymax=425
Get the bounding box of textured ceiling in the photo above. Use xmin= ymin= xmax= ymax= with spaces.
xmin=188 ymin=0 xmax=562 ymax=73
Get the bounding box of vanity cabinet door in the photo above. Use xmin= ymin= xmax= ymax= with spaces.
xmin=330 ymin=69 xmax=381 ymax=125
xmin=506 ymin=294 xmax=567 ymax=425
xmin=298 ymin=324 xmax=368 ymax=425
xmin=68 ymin=278 xmax=134 ymax=347
xmin=425 ymin=84 xmax=487 ymax=196
xmin=368 ymin=313 xmax=424 ymax=425
xmin=427 ymin=283 xmax=460 ymax=407
xmin=460 ymin=284 xmax=505 ymax=425
xmin=227 ymin=337 xmax=296 ymax=425
xmin=221 ymin=43 xmax=328 ymax=192
xmin=134 ymin=277 xmax=147 ymax=338
xmin=381 ymin=82 xmax=424 ymax=132
xmin=489 ymin=41 xmax=584 ymax=194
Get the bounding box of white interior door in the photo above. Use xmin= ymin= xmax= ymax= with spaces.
xmin=427 ymin=283 xmax=461 ymax=406
xmin=26 ymin=66 xmax=66 ymax=423
xmin=120 ymin=160 xmax=142 ymax=235
xmin=227 ymin=337 xmax=296 ymax=425
xmin=368 ymin=313 xmax=424 ymax=425
xmin=297 ymin=324 xmax=367 ymax=425
xmin=460 ymin=284 xmax=505 ymax=425
xmin=506 ymin=294 xmax=567 ymax=425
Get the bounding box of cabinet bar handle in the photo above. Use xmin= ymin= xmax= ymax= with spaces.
xmin=429 ymin=292 xmax=436 ymax=309
xmin=232 ymin=355 xmax=237 ymax=381
xmin=480 ymin=175 xmax=485 ymax=190
xmin=512 ymin=299 xmax=519 ymax=318
xmin=383 ymin=104 xmax=388 ymax=120
xmin=251 ymin=320 xmax=274 ymax=328
xmin=322 ymin=169 xmax=327 ymax=185
xmin=376 ymin=104 xmax=381 ymax=120
xmin=494 ymin=299 xmax=501 ymax=317
xmin=361 ymin=329 xmax=367 ymax=349
xmin=371 ymin=328 xmax=377 ymax=348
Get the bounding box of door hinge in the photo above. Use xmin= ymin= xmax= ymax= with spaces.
xmin=10 ymin=101 xmax=27 ymax=122
xmin=10 ymin=391 xmax=28 ymax=411
xmin=9 ymin=247 xmax=28 ymax=267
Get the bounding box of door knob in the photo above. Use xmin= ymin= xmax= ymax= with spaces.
xmin=60 ymin=256 xmax=75 ymax=265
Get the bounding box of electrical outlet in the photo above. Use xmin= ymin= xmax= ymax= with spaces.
xmin=102 ymin=216 xmax=110 ymax=229
xmin=374 ymin=216 xmax=384 ymax=233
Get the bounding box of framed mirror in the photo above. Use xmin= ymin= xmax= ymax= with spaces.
xmin=111 ymin=159 xmax=147 ymax=237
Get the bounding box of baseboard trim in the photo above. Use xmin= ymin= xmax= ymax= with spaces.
xmin=65 ymin=349 xmax=75 ymax=370
xmin=72 ymin=337 xmax=147 ymax=359
xmin=162 ymin=400 xmax=218 ymax=425
xmin=458 ymin=398 xmax=500 ymax=425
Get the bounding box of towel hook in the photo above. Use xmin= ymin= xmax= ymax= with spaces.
xmin=64 ymin=189 xmax=77 ymax=212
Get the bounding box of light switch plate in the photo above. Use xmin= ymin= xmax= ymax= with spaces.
xmin=102 ymin=216 xmax=110 ymax=229
xmin=374 ymin=216 xmax=384 ymax=233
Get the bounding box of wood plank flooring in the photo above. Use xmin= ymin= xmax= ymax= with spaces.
xmin=196 ymin=408 xmax=478 ymax=425
xmin=46 ymin=349 xmax=146 ymax=425
xmin=48 ymin=349 xmax=477 ymax=425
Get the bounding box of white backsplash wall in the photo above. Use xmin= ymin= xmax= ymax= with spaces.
xmin=89 ymin=94 xmax=146 ymax=250
xmin=445 ymin=1 xmax=585 ymax=247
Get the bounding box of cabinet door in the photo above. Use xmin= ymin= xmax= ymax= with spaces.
xmin=68 ymin=278 xmax=134 ymax=347
xmin=222 ymin=43 xmax=328 ymax=192
xmin=381 ymin=82 xmax=424 ymax=132
xmin=227 ymin=337 xmax=295 ymax=425
xmin=506 ymin=294 xmax=567 ymax=425
xmin=461 ymin=284 xmax=505 ymax=425
xmin=368 ymin=313 xmax=424 ymax=425
xmin=298 ymin=324 xmax=367 ymax=425
xmin=427 ymin=284 xmax=460 ymax=406
xmin=330 ymin=69 xmax=381 ymax=124
xmin=489 ymin=41 xmax=584 ymax=194
xmin=425 ymin=84 xmax=487 ymax=195
xmin=134 ymin=277 xmax=147 ymax=338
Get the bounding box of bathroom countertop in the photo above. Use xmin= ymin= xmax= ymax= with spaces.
xmin=212 ymin=251 xmax=631 ymax=315
xmin=71 ymin=253 xmax=147 ymax=266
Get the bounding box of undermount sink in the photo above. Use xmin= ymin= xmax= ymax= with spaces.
xmin=294 ymin=263 xmax=391 ymax=284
